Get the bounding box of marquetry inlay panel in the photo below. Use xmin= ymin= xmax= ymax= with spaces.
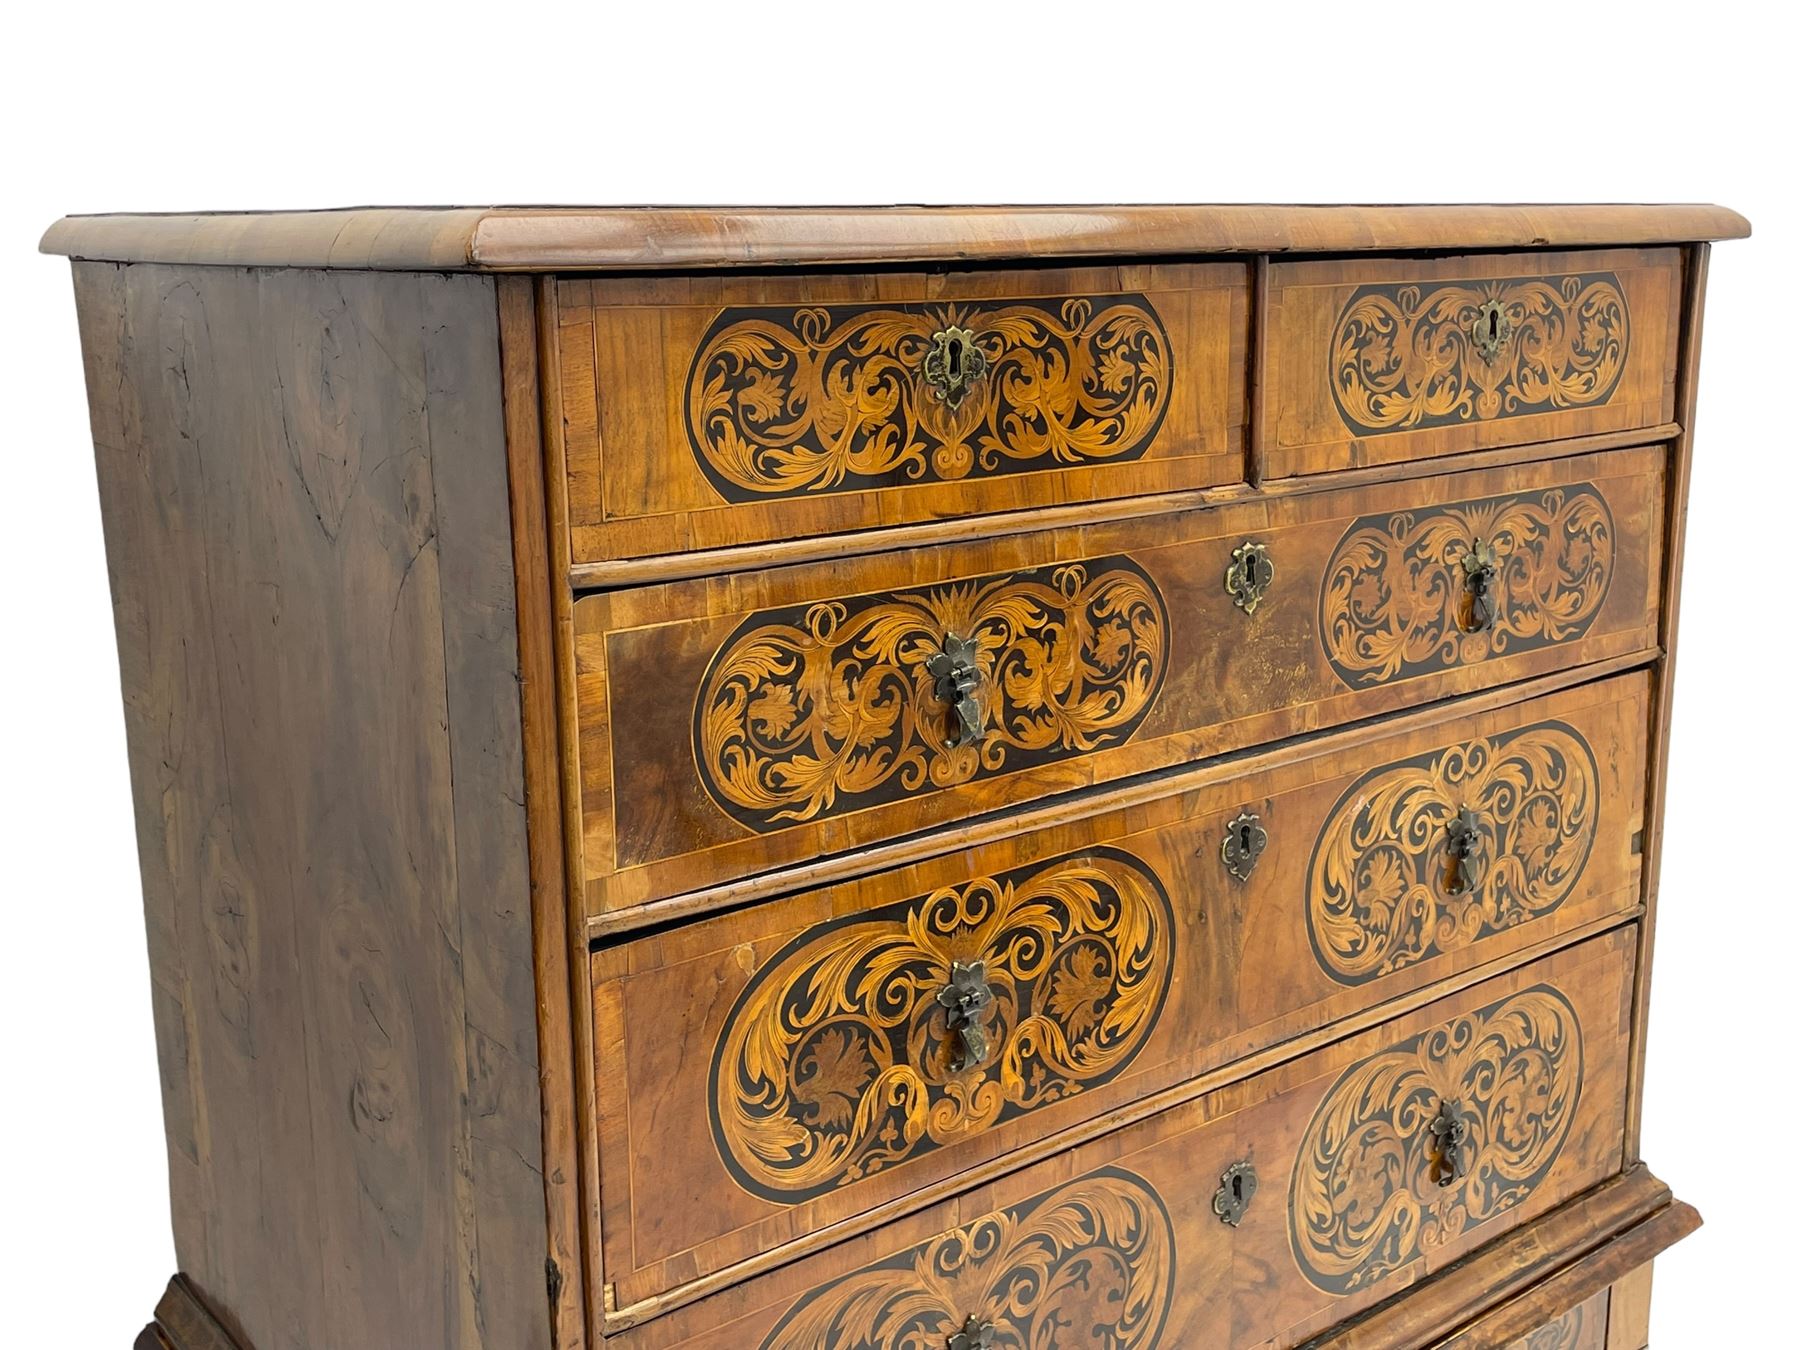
xmin=1320 ymin=485 xmax=1616 ymax=686
xmin=757 ymin=1167 xmax=1175 ymax=1349
xmin=1329 ymin=273 xmax=1630 ymax=435
xmin=710 ymin=848 xmax=1175 ymax=1201
xmin=686 ymin=295 xmax=1173 ymax=500
xmin=1307 ymin=721 xmax=1601 ymax=984
xmin=1289 ymin=985 xmax=1584 ymax=1295
xmin=694 ymin=558 xmax=1169 ymax=830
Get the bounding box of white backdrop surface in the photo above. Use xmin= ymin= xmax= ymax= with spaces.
xmin=4 ymin=3 xmax=1791 ymax=1343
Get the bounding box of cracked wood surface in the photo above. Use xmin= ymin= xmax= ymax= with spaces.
xmin=75 ymin=261 xmax=552 ymax=1350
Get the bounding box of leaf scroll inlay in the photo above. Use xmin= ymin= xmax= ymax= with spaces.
xmin=694 ymin=558 xmax=1169 ymax=831
xmin=1289 ymin=986 xmax=1584 ymax=1295
xmin=710 ymin=848 xmax=1174 ymax=1202
xmin=1320 ymin=485 xmax=1615 ymax=687
xmin=1308 ymin=721 xmax=1601 ymax=984
xmin=685 ymin=295 xmax=1173 ymax=500
xmin=1514 ymin=1304 xmax=1590 ymax=1350
xmin=757 ymin=1166 xmax=1175 ymax=1349
xmin=1329 ymin=272 xmax=1630 ymax=434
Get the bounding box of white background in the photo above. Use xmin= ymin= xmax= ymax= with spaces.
xmin=4 ymin=3 xmax=1792 ymax=1344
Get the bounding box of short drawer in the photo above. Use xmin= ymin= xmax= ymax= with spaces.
xmin=1261 ymin=248 xmax=1682 ymax=479
xmin=590 ymin=673 xmax=1650 ymax=1311
xmin=574 ymin=444 xmax=1665 ymax=913
xmin=610 ymin=928 xmax=1636 ymax=1345
xmin=553 ymin=262 xmax=1249 ymax=564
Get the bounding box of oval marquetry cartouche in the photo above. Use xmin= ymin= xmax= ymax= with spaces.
xmin=756 ymin=1166 xmax=1175 ymax=1349
xmin=710 ymin=847 xmax=1175 ymax=1201
xmin=1319 ymin=484 xmax=1616 ymax=687
xmin=692 ymin=557 xmax=1170 ymax=832
xmin=1514 ymin=1301 xmax=1597 ymax=1350
xmin=1329 ymin=272 xmax=1631 ymax=435
xmin=1307 ymin=720 xmax=1602 ymax=984
xmin=685 ymin=294 xmax=1175 ymax=501
xmin=1289 ymin=984 xmax=1585 ymax=1295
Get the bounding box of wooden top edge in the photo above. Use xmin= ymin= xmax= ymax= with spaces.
xmin=41 ymin=203 xmax=1750 ymax=271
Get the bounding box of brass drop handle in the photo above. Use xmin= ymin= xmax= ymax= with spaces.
xmin=948 ymin=1315 xmax=996 ymax=1350
xmin=936 ymin=961 xmax=993 ymax=1072
xmin=1460 ymin=538 xmax=1498 ymax=633
xmin=1443 ymin=806 xmax=1485 ymax=897
xmin=1430 ymin=1099 xmax=1474 ymax=1187
xmin=926 ymin=633 xmax=985 ymax=749
xmin=923 ymin=324 xmax=989 ymax=411
xmin=1470 ymin=298 xmax=1514 ymax=363
xmin=1212 ymin=1161 xmax=1259 ymax=1227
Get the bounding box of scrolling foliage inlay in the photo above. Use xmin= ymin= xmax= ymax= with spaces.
xmin=1329 ymin=272 xmax=1630 ymax=434
xmin=684 ymin=295 xmax=1173 ymax=500
xmin=710 ymin=848 xmax=1174 ymax=1202
xmin=1320 ymin=485 xmax=1615 ymax=687
xmin=1308 ymin=721 xmax=1601 ymax=984
xmin=1289 ymin=986 xmax=1584 ymax=1295
xmin=1516 ymin=1304 xmax=1589 ymax=1350
xmin=694 ymin=558 xmax=1169 ymax=831
xmin=758 ymin=1166 xmax=1175 ymax=1349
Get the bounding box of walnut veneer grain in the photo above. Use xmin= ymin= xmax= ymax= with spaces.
xmin=49 ymin=204 xmax=1735 ymax=1350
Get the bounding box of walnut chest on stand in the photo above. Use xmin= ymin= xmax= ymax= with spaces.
xmin=40 ymin=202 xmax=1748 ymax=1349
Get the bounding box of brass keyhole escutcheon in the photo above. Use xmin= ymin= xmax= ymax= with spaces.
xmin=1213 ymin=1160 xmax=1259 ymax=1227
xmin=1470 ymin=298 xmax=1514 ymax=363
xmin=923 ymin=324 xmax=989 ymax=411
xmin=1225 ymin=540 xmax=1275 ymax=615
xmin=1222 ymin=810 xmax=1268 ymax=882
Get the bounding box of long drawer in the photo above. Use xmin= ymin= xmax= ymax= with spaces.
xmin=1261 ymin=247 xmax=1682 ymax=480
xmin=554 ymin=261 xmax=1249 ymax=564
xmin=590 ymin=672 xmax=1649 ymax=1311
xmin=608 ymin=928 xmax=1636 ymax=1344
xmin=574 ymin=445 xmax=1665 ymax=915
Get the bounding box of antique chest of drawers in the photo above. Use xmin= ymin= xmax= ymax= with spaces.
xmin=42 ymin=203 xmax=1747 ymax=1350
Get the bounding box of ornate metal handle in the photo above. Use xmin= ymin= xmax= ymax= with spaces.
xmin=926 ymin=633 xmax=985 ymax=749
xmin=1460 ymin=538 xmax=1497 ymax=633
xmin=936 ymin=961 xmax=993 ymax=1072
xmin=1430 ymin=1099 xmax=1474 ymax=1187
xmin=947 ymin=1315 xmax=996 ymax=1350
xmin=923 ymin=324 xmax=989 ymax=411
xmin=1225 ymin=540 xmax=1275 ymax=615
xmin=1470 ymin=298 xmax=1514 ymax=363
xmin=1212 ymin=1161 xmax=1259 ymax=1227
xmin=1222 ymin=811 xmax=1268 ymax=882
xmin=1443 ymin=806 xmax=1484 ymax=896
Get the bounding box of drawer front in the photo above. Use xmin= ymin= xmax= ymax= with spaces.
xmin=1262 ymin=248 xmax=1681 ymax=480
xmin=591 ymin=674 xmax=1650 ymax=1309
xmin=575 ymin=445 xmax=1664 ymax=913
xmin=612 ymin=929 xmax=1635 ymax=1345
xmin=555 ymin=263 xmax=1249 ymax=564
